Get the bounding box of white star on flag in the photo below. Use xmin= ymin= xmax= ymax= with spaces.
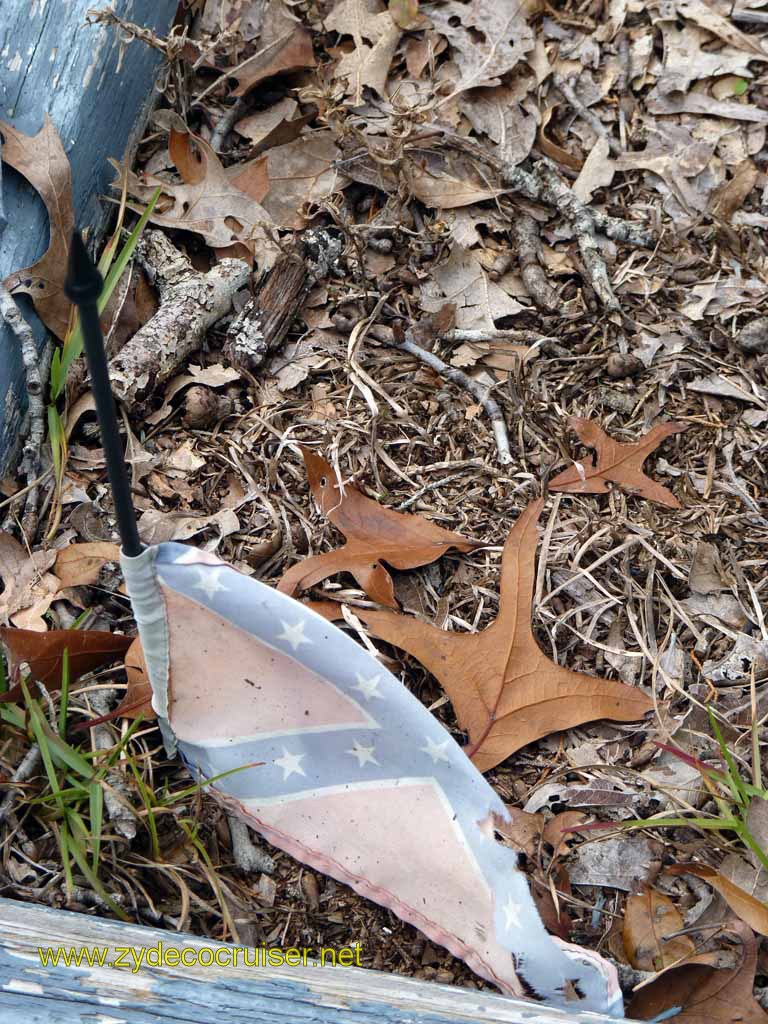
xmin=353 ymin=672 xmax=383 ymax=700
xmin=420 ymin=737 xmax=451 ymax=764
xmin=276 ymin=619 xmax=312 ymax=652
xmin=503 ymin=896 xmax=523 ymax=930
xmin=191 ymin=567 xmax=229 ymax=601
xmin=274 ymin=748 xmax=306 ymax=780
xmin=346 ymin=740 xmax=380 ymax=767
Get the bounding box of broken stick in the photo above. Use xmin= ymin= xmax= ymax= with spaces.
xmin=223 ymin=228 xmax=342 ymax=372
xmin=78 ymin=230 xmax=250 ymax=406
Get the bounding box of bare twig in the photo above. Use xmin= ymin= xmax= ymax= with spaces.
xmin=509 ymin=213 xmax=558 ymax=310
xmin=396 ymin=471 xmax=472 ymax=511
xmin=0 ymin=284 xmax=47 ymax=538
xmin=443 ymin=328 xmax=555 ymax=346
xmin=395 ymin=330 xmax=512 ymax=464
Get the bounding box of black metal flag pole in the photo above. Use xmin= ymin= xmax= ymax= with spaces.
xmin=64 ymin=229 xmax=143 ymax=558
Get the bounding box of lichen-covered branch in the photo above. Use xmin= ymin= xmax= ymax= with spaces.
xmin=101 ymin=230 xmax=250 ymax=406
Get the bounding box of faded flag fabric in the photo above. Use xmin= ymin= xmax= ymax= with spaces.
xmin=121 ymin=541 xmax=623 ymax=1017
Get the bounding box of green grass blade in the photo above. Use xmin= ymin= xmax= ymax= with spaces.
xmin=24 ymin=685 xmax=65 ymax=815
xmin=0 ymin=703 xmax=25 ymax=729
xmin=31 ymin=708 xmax=94 ymax=779
xmin=58 ymin=648 xmax=70 ymax=738
xmin=47 ymin=405 xmax=66 ymax=484
xmin=708 ymin=707 xmax=749 ymax=807
xmin=89 ymin=783 xmax=103 ymax=871
xmin=162 ymin=760 xmax=264 ymax=805
xmin=66 ymin=810 xmax=128 ymax=919
xmin=58 ymin=821 xmax=75 ymax=897
xmin=126 ymin=759 xmax=160 ymax=860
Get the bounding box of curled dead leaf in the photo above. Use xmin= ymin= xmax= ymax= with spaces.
xmin=279 ymin=448 xmax=480 ymax=606
xmin=1 ymin=116 xmax=74 ymax=339
xmin=668 ymin=862 xmax=768 ymax=937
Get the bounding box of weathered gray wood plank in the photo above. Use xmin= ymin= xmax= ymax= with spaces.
xmin=0 ymin=0 xmax=178 ymax=474
xmin=0 ymin=897 xmax=623 ymax=1023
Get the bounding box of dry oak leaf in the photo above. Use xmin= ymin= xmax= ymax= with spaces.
xmin=628 ymin=920 xmax=767 ymax=1023
xmin=260 ymin=131 xmax=342 ymax=229
xmin=0 ymin=626 xmax=132 ymax=701
xmin=119 ymin=126 xmax=278 ymax=264
xmin=428 ymin=0 xmax=534 ymax=94
xmin=278 ymin=448 xmax=480 ymax=607
xmin=403 ymin=151 xmax=504 ymax=209
xmin=54 ymin=542 xmax=120 ymax=589
xmin=623 ymin=886 xmax=696 ymax=972
xmin=1 ymin=116 xmax=74 ymax=340
xmin=339 ymin=499 xmax=653 ymax=771
xmin=0 ymin=533 xmax=59 ymax=632
xmin=229 ymin=2 xmax=315 ymax=97
xmin=325 ymin=0 xmax=402 ymax=104
xmin=184 ymin=0 xmax=316 ymax=97
xmin=549 ymin=417 xmax=687 ymax=508
xmin=668 ymin=862 xmax=768 ymax=937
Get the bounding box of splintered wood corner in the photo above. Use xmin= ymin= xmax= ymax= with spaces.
xmin=0 ymin=898 xmax=622 ymax=1023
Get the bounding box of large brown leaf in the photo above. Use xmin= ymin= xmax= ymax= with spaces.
xmin=628 ymin=921 xmax=767 ymax=1022
xmin=549 ymin=416 xmax=687 ymax=508
xmin=182 ymin=0 xmax=315 ymax=97
xmin=0 ymin=626 xmax=133 ymax=701
xmin=331 ymin=500 xmax=653 ymax=771
xmin=1 ymin=116 xmax=74 ymax=339
xmin=120 ymin=126 xmax=278 ymax=264
xmin=325 ymin=0 xmax=402 ymax=104
xmin=230 ymin=0 xmax=316 ymax=96
xmin=278 ymin=449 xmax=481 ymax=607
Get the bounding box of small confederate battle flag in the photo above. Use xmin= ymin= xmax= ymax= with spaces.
xmin=122 ymin=542 xmax=623 ymax=1017
xmin=66 ymin=228 xmax=622 ymax=1018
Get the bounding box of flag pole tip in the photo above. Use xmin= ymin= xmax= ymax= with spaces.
xmin=64 ymin=228 xmax=103 ymax=305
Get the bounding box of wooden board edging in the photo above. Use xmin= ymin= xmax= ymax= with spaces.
xmin=0 ymin=897 xmax=626 ymax=1023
